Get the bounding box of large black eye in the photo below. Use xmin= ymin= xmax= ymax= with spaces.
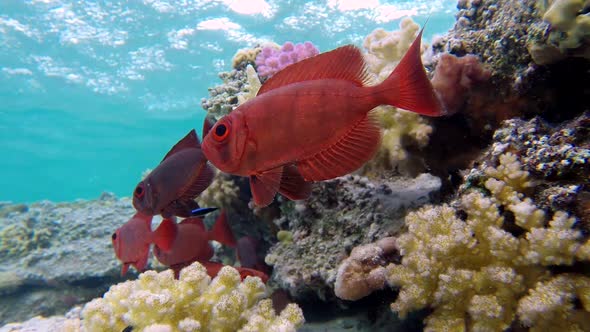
xmin=215 ymin=124 xmax=226 ymax=136
xmin=134 ymin=184 xmax=144 ymax=198
xmin=112 ymin=233 xmax=117 ymax=240
xmin=213 ymin=123 xmax=230 ymax=141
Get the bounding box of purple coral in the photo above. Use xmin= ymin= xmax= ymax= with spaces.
xmin=255 ymin=41 xmax=320 ymax=79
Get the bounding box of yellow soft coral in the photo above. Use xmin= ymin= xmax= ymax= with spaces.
xmin=196 ymin=172 xmax=239 ymax=209
xmin=82 ymin=262 xmax=304 ymax=332
xmin=386 ymin=152 xmax=589 ymax=331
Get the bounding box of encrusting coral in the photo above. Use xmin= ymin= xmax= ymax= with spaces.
xmin=386 ymin=152 xmax=590 ymax=331
xmin=82 ymin=261 xmax=304 ymax=332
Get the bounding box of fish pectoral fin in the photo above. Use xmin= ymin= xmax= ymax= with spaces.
xmin=278 ymin=164 xmax=312 ymax=201
xmin=178 ymin=162 xmax=216 ymax=202
xmin=153 ymin=218 xmax=178 ymax=252
xmin=250 ymin=166 xmax=283 ymax=207
xmin=297 ymin=114 xmax=381 ymax=181
xmin=161 ymin=129 xmax=201 ymax=162
xmin=162 ymin=199 xmax=201 ymax=218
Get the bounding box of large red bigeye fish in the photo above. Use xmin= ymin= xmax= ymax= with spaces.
xmin=201 ymin=27 xmax=445 ymax=207
xmin=133 ymin=129 xmax=215 ymax=218
xmin=111 ymin=211 xmax=176 ymax=276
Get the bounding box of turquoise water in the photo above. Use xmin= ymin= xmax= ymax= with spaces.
xmin=1 ymin=0 xmax=456 ymax=203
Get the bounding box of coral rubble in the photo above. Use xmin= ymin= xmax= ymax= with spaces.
xmin=266 ymin=174 xmax=441 ymax=301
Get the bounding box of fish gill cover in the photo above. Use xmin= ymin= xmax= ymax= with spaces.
xmin=0 ymin=0 xmax=455 ymax=203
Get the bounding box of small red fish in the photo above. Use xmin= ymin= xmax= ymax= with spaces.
xmin=201 ymin=261 xmax=269 ymax=283
xmin=133 ymin=129 xmax=215 ymax=218
xmin=111 ymin=212 xmax=175 ymax=276
xmin=236 ymin=236 xmax=270 ymax=274
xmin=153 ymin=211 xmax=237 ymax=268
xmin=201 ymin=27 xmax=444 ymax=207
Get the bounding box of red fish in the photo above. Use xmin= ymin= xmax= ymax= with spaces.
xmin=133 ymin=129 xmax=215 ymax=218
xmin=236 ymin=236 xmax=270 ymax=274
xmin=152 ymin=211 xmax=237 ymax=268
xmin=201 ymin=28 xmax=444 ymax=207
xmin=201 ymin=261 xmax=270 ymax=283
xmin=111 ymin=212 xmax=175 ymax=276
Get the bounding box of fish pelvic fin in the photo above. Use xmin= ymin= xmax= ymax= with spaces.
xmin=210 ymin=210 xmax=237 ymax=247
xmin=278 ymin=164 xmax=312 ymax=201
xmin=257 ymin=45 xmax=372 ymax=95
xmin=162 ymin=129 xmax=201 ymax=162
xmin=297 ymin=114 xmax=381 ymax=181
xmin=250 ymin=166 xmax=283 ymax=207
xmin=373 ymin=26 xmax=445 ymax=116
xmin=121 ymin=263 xmax=130 ymax=276
xmin=153 ymin=218 xmax=177 ymax=252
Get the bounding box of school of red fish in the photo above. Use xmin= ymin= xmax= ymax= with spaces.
xmin=112 ymin=26 xmax=444 ymax=284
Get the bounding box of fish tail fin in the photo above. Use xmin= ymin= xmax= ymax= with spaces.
xmin=210 ymin=211 xmax=237 ymax=247
xmin=375 ymin=27 xmax=446 ymax=117
xmin=152 ymin=218 xmax=177 ymax=251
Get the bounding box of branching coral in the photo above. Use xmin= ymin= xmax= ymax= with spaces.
xmin=386 ymin=152 xmax=590 ymax=331
xmin=82 ymin=262 xmax=304 ymax=332
xmin=195 ymin=172 xmax=239 ymax=209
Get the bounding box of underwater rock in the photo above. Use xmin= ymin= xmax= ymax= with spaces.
xmin=266 ymin=173 xmax=441 ymax=301
xmin=0 ymin=194 xmax=135 ymax=324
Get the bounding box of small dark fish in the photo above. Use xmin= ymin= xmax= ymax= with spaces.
xmin=133 ymin=129 xmax=215 ymax=218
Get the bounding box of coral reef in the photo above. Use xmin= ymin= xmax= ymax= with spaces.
xmin=430 ymin=53 xmax=491 ymax=114
xmin=200 ymin=69 xmax=249 ymax=121
xmin=232 ymin=46 xmax=262 ymax=70
xmin=195 ymin=172 xmax=240 ymax=210
xmin=528 ymin=0 xmax=590 ymax=65
xmin=386 ymin=150 xmax=590 ymax=331
xmin=359 ymin=18 xmax=435 ymax=175
xmin=334 ymin=237 xmax=398 ymax=301
xmin=82 ymin=262 xmax=304 ymax=332
xmin=0 ymin=193 xmax=136 ymax=324
xmin=255 ymin=41 xmax=319 ymax=79
xmin=266 ymin=173 xmax=441 ymax=301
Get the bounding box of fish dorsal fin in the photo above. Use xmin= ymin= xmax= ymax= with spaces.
xmin=278 ymin=164 xmax=312 ymax=201
xmin=297 ymin=113 xmax=381 ymax=181
xmin=202 ymin=117 xmax=215 ymax=140
xmin=257 ymin=45 xmax=372 ymax=95
xmin=250 ymin=166 xmax=283 ymax=207
xmin=162 ymin=129 xmax=201 ymax=162
xmin=180 ymin=217 xmax=206 ymax=232
xmin=210 ymin=211 xmax=237 ymax=247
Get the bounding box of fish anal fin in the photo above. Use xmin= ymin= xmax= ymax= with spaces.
xmin=210 ymin=211 xmax=237 ymax=247
xmin=258 ymin=45 xmax=372 ymax=95
xmin=250 ymin=166 xmax=283 ymax=207
xmin=153 ymin=218 xmax=177 ymax=251
xmin=297 ymin=114 xmax=381 ymax=181
xmin=278 ymin=164 xmax=312 ymax=201
xmin=162 ymin=129 xmax=201 ymax=162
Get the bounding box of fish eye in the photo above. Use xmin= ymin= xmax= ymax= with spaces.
xmin=213 ymin=123 xmax=230 ymax=142
xmin=111 ymin=233 xmax=117 ymax=240
xmin=134 ymin=184 xmax=144 ymax=198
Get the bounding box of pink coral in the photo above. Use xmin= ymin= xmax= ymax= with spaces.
xmin=431 ymin=53 xmax=491 ymax=114
xmin=255 ymin=41 xmax=320 ymax=79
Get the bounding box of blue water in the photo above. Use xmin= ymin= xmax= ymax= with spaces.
xmin=1 ymin=0 xmax=456 ymax=203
